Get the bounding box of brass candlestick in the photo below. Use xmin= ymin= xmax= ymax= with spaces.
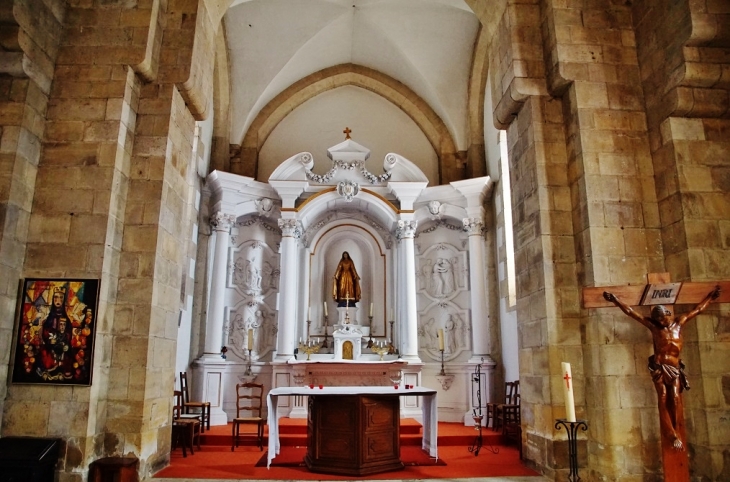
xmin=244 ymin=348 xmax=253 ymax=376
xmin=439 ymin=349 xmax=446 ymax=376
xmin=298 ymin=339 xmax=320 ymax=360
xmin=321 ymin=315 xmax=329 ymax=349
xmin=388 ymin=320 xmax=395 ymax=354
xmin=371 ymin=341 xmax=389 ymax=360
xmin=367 ymin=315 xmax=374 ymax=348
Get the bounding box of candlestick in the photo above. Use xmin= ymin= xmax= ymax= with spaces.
xmin=321 ymin=314 xmax=329 ymax=349
xmin=439 ymin=348 xmax=445 ymax=376
xmin=367 ymin=315 xmax=374 ymax=348
xmin=562 ymin=362 xmax=576 ymax=422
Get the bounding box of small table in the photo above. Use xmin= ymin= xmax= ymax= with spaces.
xmin=267 ymin=386 xmax=438 ymax=474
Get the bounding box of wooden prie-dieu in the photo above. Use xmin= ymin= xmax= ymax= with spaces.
xmin=305 ymin=394 xmax=402 ymax=475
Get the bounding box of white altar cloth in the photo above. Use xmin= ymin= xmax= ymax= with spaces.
xmin=266 ymin=385 xmax=438 ymax=468
xmin=287 ymin=358 xmax=407 ymax=365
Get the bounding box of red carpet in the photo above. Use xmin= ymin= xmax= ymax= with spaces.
xmin=153 ymin=420 xmax=541 ymax=480
xmin=253 ymin=446 xmax=447 ymax=467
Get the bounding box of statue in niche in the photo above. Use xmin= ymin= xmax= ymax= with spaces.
xmin=431 ymin=258 xmax=456 ymax=297
xmin=603 ymin=286 xmax=720 ymax=451
xmin=245 ymin=260 xmax=262 ymax=292
xmin=333 ymin=251 xmax=361 ymax=305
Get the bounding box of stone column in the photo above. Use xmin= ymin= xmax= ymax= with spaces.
xmin=204 ymin=212 xmax=235 ymax=355
xmin=396 ymin=219 xmax=420 ymax=360
xmin=463 ymin=217 xmax=490 ymax=357
xmin=194 ymin=211 xmax=235 ymax=426
xmin=276 ymin=218 xmax=302 ymax=360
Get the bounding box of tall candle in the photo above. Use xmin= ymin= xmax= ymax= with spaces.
xmin=438 ymin=329 xmax=444 ymax=351
xmin=323 ymin=301 xmax=328 ymax=316
xmin=247 ymin=329 xmax=254 ymax=350
xmin=308 ymin=306 xmax=311 ymax=320
xmin=369 ymin=302 xmax=373 ymax=317
xmin=390 ymin=309 xmax=394 ymax=320
xmin=561 ymin=362 xmax=576 ymax=422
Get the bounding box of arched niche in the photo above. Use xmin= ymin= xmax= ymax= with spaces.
xmin=309 ymin=220 xmax=389 ymax=338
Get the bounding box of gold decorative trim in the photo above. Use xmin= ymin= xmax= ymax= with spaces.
xmin=295 ymin=187 xmax=337 ymax=211
xmin=360 ymin=188 xmax=399 ymax=213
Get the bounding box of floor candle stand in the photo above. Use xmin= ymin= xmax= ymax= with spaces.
xmin=555 ymin=419 xmax=588 ymax=482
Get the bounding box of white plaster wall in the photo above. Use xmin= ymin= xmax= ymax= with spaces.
xmin=258 ymin=86 xmax=439 ymax=185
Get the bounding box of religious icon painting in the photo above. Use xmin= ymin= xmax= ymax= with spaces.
xmin=11 ymin=278 xmax=99 ymax=386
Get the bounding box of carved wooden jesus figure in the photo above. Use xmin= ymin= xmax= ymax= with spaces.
xmin=603 ymin=286 xmax=720 ymax=451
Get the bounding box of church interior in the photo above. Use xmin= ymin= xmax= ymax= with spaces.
xmin=0 ymin=0 xmax=729 ymax=481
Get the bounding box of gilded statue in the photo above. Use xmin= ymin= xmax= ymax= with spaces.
xmin=332 ymin=251 xmax=361 ymax=304
xmin=603 ymin=286 xmax=720 ymax=451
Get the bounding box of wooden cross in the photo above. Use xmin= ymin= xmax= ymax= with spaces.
xmin=583 ymin=273 xmax=729 ymax=482
xmin=343 ymin=127 xmax=352 ymax=139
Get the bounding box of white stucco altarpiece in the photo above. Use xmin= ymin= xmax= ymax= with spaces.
xmin=196 ymin=138 xmax=496 ymax=424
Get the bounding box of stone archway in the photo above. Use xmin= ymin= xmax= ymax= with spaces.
xmin=231 ymin=64 xmax=460 ymax=184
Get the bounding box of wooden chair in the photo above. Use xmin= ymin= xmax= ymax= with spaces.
xmin=502 ymin=393 xmax=522 ymax=458
xmin=171 ymin=394 xmax=201 ymax=457
xmin=231 ymin=382 xmax=265 ymax=451
xmin=179 ymin=371 xmax=211 ymax=432
xmin=485 ymin=380 xmax=517 ymax=430
xmin=495 ymin=380 xmax=520 ymax=434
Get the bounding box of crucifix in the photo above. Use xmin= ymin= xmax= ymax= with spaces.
xmin=583 ymin=273 xmax=729 ymax=482
xmin=343 ymin=126 xmax=352 ymax=139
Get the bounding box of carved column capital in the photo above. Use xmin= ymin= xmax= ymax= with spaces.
xmin=462 ymin=217 xmax=484 ymax=236
xmin=278 ymin=218 xmax=302 ymax=238
xmin=396 ymin=220 xmax=418 ymax=240
xmin=210 ymin=212 xmax=236 ymax=232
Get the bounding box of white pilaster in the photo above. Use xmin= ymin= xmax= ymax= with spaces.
xmin=276 ymin=218 xmax=302 ymax=360
xmin=464 ymin=218 xmax=491 ymax=356
xmin=396 ymin=219 xmax=420 ymax=360
xmin=205 ymin=212 xmax=235 ymax=355
xmin=195 ymin=211 xmax=235 ymax=426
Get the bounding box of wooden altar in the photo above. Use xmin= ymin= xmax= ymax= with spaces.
xmin=266 ymin=386 xmax=438 ymax=471
xmin=305 ymin=394 xmax=402 ymax=475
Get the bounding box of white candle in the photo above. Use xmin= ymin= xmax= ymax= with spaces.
xmin=390 ymin=309 xmax=394 ymax=320
xmin=561 ymin=362 xmax=576 ymax=422
xmin=308 ymin=306 xmax=311 ymax=320
xmin=438 ymin=329 xmax=444 ymax=351
xmin=247 ymin=329 xmax=254 ymax=350
xmin=370 ymin=302 xmax=373 ymax=317
xmin=323 ymin=301 xmax=328 ymax=316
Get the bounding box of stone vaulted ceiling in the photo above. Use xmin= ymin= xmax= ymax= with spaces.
xmin=223 ymin=0 xmax=480 ymax=151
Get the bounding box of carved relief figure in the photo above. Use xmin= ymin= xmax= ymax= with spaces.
xmin=333 ymin=251 xmax=361 ymax=304
xmin=444 ymin=314 xmax=458 ymax=354
xmin=418 ymin=258 xmax=433 ymax=291
xmin=419 ymin=317 xmax=437 ymax=350
xmin=431 ymin=258 xmax=455 ymax=297
xmin=245 ymin=260 xmax=262 ymax=292
xmin=603 ymin=286 xmax=720 ymax=451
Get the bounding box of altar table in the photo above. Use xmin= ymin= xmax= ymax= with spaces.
xmin=267 ymin=386 xmax=438 ymax=471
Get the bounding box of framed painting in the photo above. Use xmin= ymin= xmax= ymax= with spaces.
xmin=12 ymin=278 xmax=99 ymax=385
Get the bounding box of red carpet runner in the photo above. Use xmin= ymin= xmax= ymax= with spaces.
xmin=154 ymin=420 xmax=541 ymax=480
